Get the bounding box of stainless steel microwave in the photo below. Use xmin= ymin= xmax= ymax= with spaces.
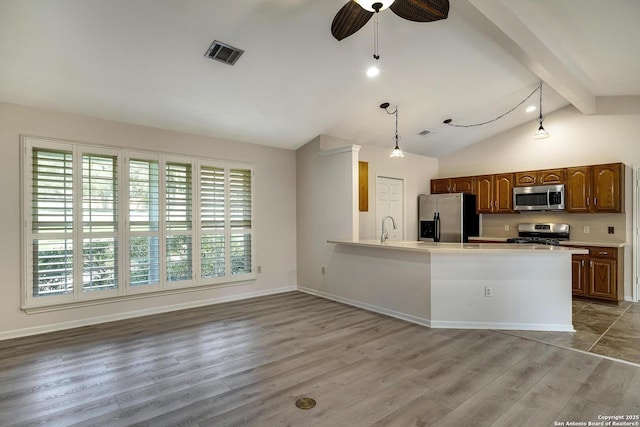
xmin=513 ymin=184 xmax=565 ymax=211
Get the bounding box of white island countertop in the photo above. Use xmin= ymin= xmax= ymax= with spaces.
xmin=321 ymin=238 xmax=583 ymax=332
xmin=328 ymin=239 xmax=588 ymax=255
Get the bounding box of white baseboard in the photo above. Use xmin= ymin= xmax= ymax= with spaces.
xmin=299 ymin=287 xmax=575 ymax=332
xmin=1 ymin=286 xmax=296 ymax=341
xmin=430 ymin=320 xmax=575 ymax=332
xmin=298 ymin=286 xmax=432 ymax=328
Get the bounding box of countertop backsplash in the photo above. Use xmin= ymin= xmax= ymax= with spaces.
xmin=480 ymin=212 xmax=626 ymax=244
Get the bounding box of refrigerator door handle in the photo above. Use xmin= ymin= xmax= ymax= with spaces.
xmin=434 ymin=212 xmax=441 ymax=242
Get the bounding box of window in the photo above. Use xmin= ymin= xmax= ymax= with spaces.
xmin=165 ymin=161 xmax=193 ymax=283
xmin=229 ymin=168 xmax=253 ymax=275
xmin=31 ymin=148 xmax=74 ymax=297
xmin=22 ymin=137 xmax=255 ymax=309
xmin=128 ymin=157 xmax=160 ymax=288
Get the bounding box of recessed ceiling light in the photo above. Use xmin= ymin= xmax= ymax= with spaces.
xmin=366 ymin=66 xmax=380 ymax=77
xmin=525 ymin=105 xmax=537 ymax=113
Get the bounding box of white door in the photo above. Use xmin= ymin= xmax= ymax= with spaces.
xmin=376 ymin=176 xmax=404 ymax=241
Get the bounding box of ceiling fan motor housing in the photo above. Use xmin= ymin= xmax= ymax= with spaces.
xmin=355 ymin=0 xmax=395 ymax=13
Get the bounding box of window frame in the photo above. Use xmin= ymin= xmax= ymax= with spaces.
xmin=21 ymin=136 xmax=256 ymax=311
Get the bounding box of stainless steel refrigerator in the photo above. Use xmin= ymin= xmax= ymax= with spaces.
xmin=418 ymin=193 xmax=479 ymax=243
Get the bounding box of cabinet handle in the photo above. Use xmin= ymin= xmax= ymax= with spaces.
xmin=453 ymin=184 xmax=456 ymax=192
xmin=590 ymin=260 xmax=593 ymax=268
xmin=598 ymin=251 xmax=607 ymax=255
xmin=594 ymin=197 xmax=597 ymax=206
xmin=587 ymin=198 xmax=590 ymax=206
xmin=581 ymin=259 xmax=585 ymax=267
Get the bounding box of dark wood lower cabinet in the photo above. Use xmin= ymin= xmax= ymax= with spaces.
xmin=570 ymin=246 xmax=623 ymax=303
xmin=571 ymin=254 xmax=588 ymax=296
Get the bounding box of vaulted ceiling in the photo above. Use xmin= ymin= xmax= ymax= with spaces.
xmin=1 ymin=0 xmax=639 ymax=157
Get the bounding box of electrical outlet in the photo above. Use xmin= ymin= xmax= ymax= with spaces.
xmin=608 ymin=226 xmax=615 ymax=234
xmin=504 ymin=225 xmax=510 ymax=231
xmin=583 ymin=226 xmax=590 ymax=234
xmin=484 ymin=287 xmax=492 ymax=297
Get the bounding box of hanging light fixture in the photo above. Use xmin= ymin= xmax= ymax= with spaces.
xmin=380 ymin=102 xmax=404 ymax=158
xmin=534 ymin=81 xmax=549 ymax=139
xmin=354 ymin=0 xmax=395 ymax=12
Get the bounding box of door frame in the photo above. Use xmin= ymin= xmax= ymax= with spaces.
xmin=633 ymin=164 xmax=639 ymax=302
xmin=375 ymin=175 xmax=406 ymax=241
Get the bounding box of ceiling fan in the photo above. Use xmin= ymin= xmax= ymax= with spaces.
xmin=331 ymin=0 xmax=450 ymax=42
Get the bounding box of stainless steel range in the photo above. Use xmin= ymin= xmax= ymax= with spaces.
xmin=506 ymin=223 xmax=570 ymax=246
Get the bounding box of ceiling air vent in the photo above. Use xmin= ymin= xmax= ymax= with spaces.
xmin=419 ymin=130 xmax=433 ymax=136
xmin=205 ymin=40 xmax=244 ymax=65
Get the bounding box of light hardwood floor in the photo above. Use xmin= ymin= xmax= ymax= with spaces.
xmin=1 ymin=291 xmax=639 ymax=426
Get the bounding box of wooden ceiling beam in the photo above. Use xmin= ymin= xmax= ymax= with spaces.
xmin=455 ymin=0 xmax=597 ymax=114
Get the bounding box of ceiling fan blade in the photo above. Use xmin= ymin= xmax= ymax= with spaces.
xmin=389 ymin=0 xmax=449 ymax=22
xmin=331 ymin=1 xmax=374 ymax=41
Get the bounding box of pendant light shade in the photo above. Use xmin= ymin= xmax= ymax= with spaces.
xmin=534 ymin=123 xmax=549 ymax=139
xmin=534 ymin=81 xmax=550 ymax=139
xmin=380 ymin=102 xmax=404 ymax=158
xmin=390 ymin=141 xmax=404 ymax=158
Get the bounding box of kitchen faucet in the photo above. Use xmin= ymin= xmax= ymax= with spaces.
xmin=380 ymin=216 xmax=397 ymax=244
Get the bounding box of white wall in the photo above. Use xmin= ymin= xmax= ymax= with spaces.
xmin=358 ymin=145 xmax=438 ymax=241
xmin=296 ymin=137 xmax=359 ymax=291
xmin=438 ymin=102 xmax=640 ymax=300
xmin=295 ymin=134 xmax=440 ymax=292
xmin=0 ymin=102 xmax=297 ymax=338
xmin=314 ymin=134 xmax=439 ymax=241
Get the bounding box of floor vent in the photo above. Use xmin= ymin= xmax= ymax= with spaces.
xmin=205 ymin=40 xmax=244 ymax=65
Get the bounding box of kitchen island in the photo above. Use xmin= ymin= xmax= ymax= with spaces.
xmin=311 ymin=240 xmax=588 ymax=332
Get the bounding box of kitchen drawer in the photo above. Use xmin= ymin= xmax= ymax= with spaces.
xmin=589 ymin=247 xmax=617 ymax=259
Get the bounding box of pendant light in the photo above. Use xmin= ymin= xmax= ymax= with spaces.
xmin=380 ymin=102 xmax=404 ymax=158
xmin=442 ymin=81 xmax=550 ymax=136
xmin=534 ymin=81 xmax=550 ymax=139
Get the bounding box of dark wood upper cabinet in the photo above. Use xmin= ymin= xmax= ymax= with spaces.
xmin=430 ymin=176 xmax=476 ymax=194
xmin=430 ymin=178 xmax=452 ymax=194
xmin=514 ymin=168 xmax=565 ymax=186
xmin=431 ymin=162 xmax=623 ymax=214
xmin=592 ymin=163 xmax=623 ymax=212
xmin=493 ymin=173 xmax=514 ymax=213
xmin=475 ymin=175 xmax=493 ymax=213
xmin=475 ymin=174 xmax=513 ymax=213
xmin=566 ymin=166 xmax=592 ymax=212
xmin=451 ymin=176 xmax=476 ymax=194
xmin=567 ymin=163 xmax=623 ymax=213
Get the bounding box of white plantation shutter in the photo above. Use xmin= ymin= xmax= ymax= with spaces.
xmin=31 ymin=148 xmax=74 ymax=296
xmin=200 ymin=165 xmax=226 ymax=278
xmin=165 ymin=161 xmax=193 ymax=282
xmin=81 ymin=153 xmax=118 ymax=292
xmin=23 ymin=137 xmax=255 ymax=309
xmin=229 ymin=168 xmax=252 ymax=275
xmin=128 ymin=158 xmax=160 ymax=287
